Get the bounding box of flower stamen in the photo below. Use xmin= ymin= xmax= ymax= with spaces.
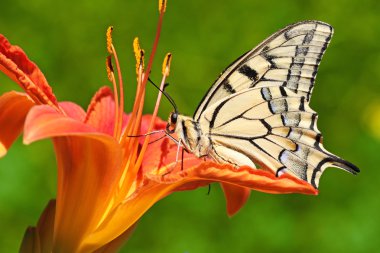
xmin=132 ymin=53 xmax=172 ymax=182
xmin=106 ymin=26 xmax=125 ymax=141
xmin=105 ymin=55 xmax=120 ymax=138
xmin=120 ymin=0 xmax=168 ymax=199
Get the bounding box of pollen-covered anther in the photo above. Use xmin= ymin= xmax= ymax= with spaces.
xmin=106 ymin=26 xmax=114 ymax=54
xmin=159 ymin=0 xmax=167 ymax=13
xmin=133 ymin=37 xmax=145 ymax=74
xmin=162 ymin=53 xmax=172 ymax=76
xmin=106 ymin=56 xmax=114 ymax=82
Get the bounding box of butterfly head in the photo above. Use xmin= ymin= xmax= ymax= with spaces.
xmin=166 ymin=111 xmax=178 ymax=134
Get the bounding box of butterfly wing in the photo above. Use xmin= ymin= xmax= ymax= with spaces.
xmin=194 ymin=20 xmax=333 ymax=121
xmin=198 ymin=86 xmax=359 ymax=188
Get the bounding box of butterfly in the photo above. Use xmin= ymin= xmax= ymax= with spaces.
xmin=165 ymin=20 xmax=359 ymax=188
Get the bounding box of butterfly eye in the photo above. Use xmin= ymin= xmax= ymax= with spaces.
xmin=170 ymin=112 xmax=178 ymax=124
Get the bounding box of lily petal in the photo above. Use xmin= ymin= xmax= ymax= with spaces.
xmin=23 ymin=104 xmax=100 ymax=144
xmin=85 ymin=86 xmax=129 ymax=136
xmin=143 ymin=136 xmax=318 ymax=195
xmin=93 ymin=222 xmax=138 ymax=253
xmin=59 ymin=102 xmax=86 ymax=122
xmin=51 ymin=135 xmax=123 ymax=252
xmin=0 ymin=91 xmax=34 ymax=157
xmin=19 ymin=227 xmax=40 ymax=253
xmin=221 ymin=183 xmax=251 ymax=217
xmin=20 ymin=200 xmax=56 ymax=253
xmin=22 ymin=102 xmax=124 ymax=251
xmin=36 ymin=200 xmax=56 ymax=253
xmin=0 ymin=34 xmax=58 ymax=106
xmin=81 ymin=180 xmax=182 ymax=252
xmin=52 ymin=135 xmax=123 ymax=252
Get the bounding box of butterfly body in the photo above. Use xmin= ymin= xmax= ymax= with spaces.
xmin=172 ymin=114 xmax=211 ymax=158
xmin=167 ymin=20 xmax=359 ymax=188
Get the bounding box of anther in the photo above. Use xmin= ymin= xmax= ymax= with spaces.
xmin=106 ymin=56 xmax=114 ymax=82
xmin=162 ymin=53 xmax=172 ymax=76
xmin=106 ymin=26 xmax=114 ymax=54
xmin=133 ymin=37 xmax=145 ymax=74
xmin=159 ymin=0 xmax=167 ymax=13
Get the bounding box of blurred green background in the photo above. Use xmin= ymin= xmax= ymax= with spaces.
xmin=0 ymin=0 xmax=379 ymax=252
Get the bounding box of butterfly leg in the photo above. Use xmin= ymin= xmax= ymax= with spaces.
xmin=181 ymin=148 xmax=185 ymax=171
xmin=162 ymin=138 xmax=182 ymax=176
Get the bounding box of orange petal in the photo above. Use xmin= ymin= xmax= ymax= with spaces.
xmin=85 ymin=86 xmax=129 ymax=136
xmin=154 ymin=162 xmax=318 ymax=195
xmin=52 ymin=135 xmax=122 ymax=252
xmin=0 ymin=91 xmax=34 ymax=157
xmin=80 ymin=180 xmax=181 ymax=252
xmin=23 ymin=104 xmax=104 ymax=144
xmin=143 ymin=137 xmax=318 ymax=195
xmin=0 ymin=34 xmax=58 ymax=106
xmin=93 ymin=222 xmax=138 ymax=253
xmin=59 ymin=101 xmax=86 ymax=122
xmin=221 ymin=183 xmax=251 ymax=217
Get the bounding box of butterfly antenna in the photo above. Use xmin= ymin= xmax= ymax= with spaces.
xmin=148 ymin=78 xmax=178 ymax=113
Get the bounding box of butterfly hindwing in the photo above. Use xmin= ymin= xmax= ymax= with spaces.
xmin=194 ymin=20 xmax=333 ymax=121
xmin=198 ymin=86 xmax=359 ymax=188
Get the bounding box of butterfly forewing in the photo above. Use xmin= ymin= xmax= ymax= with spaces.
xmin=194 ymin=20 xmax=333 ymax=122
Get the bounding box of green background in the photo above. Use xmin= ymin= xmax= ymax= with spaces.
xmin=0 ymin=0 xmax=379 ymax=252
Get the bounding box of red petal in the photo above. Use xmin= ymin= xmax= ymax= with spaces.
xmin=221 ymin=183 xmax=251 ymax=217
xmin=0 ymin=34 xmax=58 ymax=106
xmin=0 ymin=91 xmax=34 ymax=157
xmin=85 ymin=86 xmax=129 ymax=136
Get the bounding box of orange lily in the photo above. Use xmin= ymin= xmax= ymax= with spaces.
xmin=0 ymin=1 xmax=317 ymax=252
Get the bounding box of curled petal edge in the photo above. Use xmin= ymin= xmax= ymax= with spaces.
xmin=23 ymin=104 xmax=114 ymax=145
xmin=146 ymin=162 xmax=318 ymax=195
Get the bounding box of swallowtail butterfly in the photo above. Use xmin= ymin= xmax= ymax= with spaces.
xmin=166 ymin=20 xmax=359 ymax=188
